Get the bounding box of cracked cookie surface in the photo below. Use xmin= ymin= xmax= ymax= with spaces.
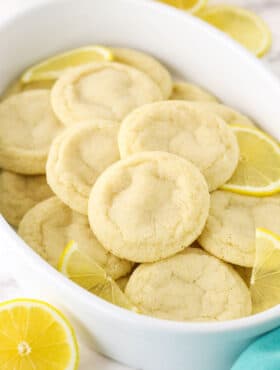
xmin=0 ymin=90 xmax=64 ymax=174
xmin=119 ymin=101 xmax=239 ymax=191
xmin=188 ymin=101 xmax=256 ymax=127
xmin=125 ymin=248 xmax=252 ymax=321
xmin=88 ymin=151 xmax=209 ymax=263
xmin=0 ymin=170 xmax=53 ymax=227
xmin=18 ymin=196 xmax=133 ymax=278
xmin=112 ymin=47 xmax=172 ymax=99
xmin=51 ymin=62 xmax=163 ymax=125
xmin=47 ymin=120 xmax=120 ymax=214
xmin=198 ymin=191 xmax=280 ymax=267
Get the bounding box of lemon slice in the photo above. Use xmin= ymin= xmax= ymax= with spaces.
xmin=250 ymin=228 xmax=280 ymax=314
xmin=59 ymin=241 xmax=137 ymax=312
xmin=0 ymin=298 xmax=79 ymax=369
xmin=221 ymin=126 xmax=280 ymax=196
xmin=157 ymin=0 xmax=207 ymax=14
xmin=21 ymin=46 xmax=113 ymax=83
xmin=199 ymin=5 xmax=272 ymax=57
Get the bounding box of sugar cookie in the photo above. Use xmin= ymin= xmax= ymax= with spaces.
xmin=125 ymin=248 xmax=252 ymax=321
xmin=0 ymin=90 xmax=63 ymax=174
xmin=51 ymin=62 xmax=163 ymax=125
xmin=198 ymin=191 xmax=280 ymax=267
xmin=88 ymin=151 xmax=209 ymax=262
xmin=119 ymin=101 xmax=239 ymax=191
xmin=112 ymin=47 xmax=172 ymax=99
xmin=47 ymin=120 xmax=120 ymax=214
xmin=0 ymin=170 xmax=53 ymax=227
xmin=18 ymin=197 xmax=133 ymax=278
xmin=189 ymin=101 xmax=256 ymax=127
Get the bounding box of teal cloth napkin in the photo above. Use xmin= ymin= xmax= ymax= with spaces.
xmin=232 ymin=327 xmax=280 ymax=370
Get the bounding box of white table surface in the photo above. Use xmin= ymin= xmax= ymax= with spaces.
xmin=0 ymin=1 xmax=280 ymax=369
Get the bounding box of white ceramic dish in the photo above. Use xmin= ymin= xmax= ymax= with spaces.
xmin=1 ymin=1 xmax=280 ymax=369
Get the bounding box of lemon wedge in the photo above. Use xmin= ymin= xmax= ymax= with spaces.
xmin=59 ymin=241 xmax=138 ymax=312
xmin=21 ymin=46 xmax=113 ymax=83
xmin=157 ymin=0 xmax=207 ymax=14
xmin=221 ymin=126 xmax=280 ymax=196
xmin=251 ymin=228 xmax=280 ymax=314
xmin=199 ymin=5 xmax=272 ymax=57
xmin=0 ymin=298 xmax=79 ymax=369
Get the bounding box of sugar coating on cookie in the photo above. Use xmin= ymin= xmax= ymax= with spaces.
xmin=88 ymin=151 xmax=210 ymax=263
xmin=125 ymin=248 xmax=252 ymax=321
xmin=198 ymin=191 xmax=280 ymax=267
xmin=47 ymin=120 xmax=120 ymax=214
xmin=171 ymin=81 xmax=217 ymax=102
xmin=18 ymin=197 xmax=133 ymax=278
xmin=189 ymin=101 xmax=256 ymax=127
xmin=51 ymin=62 xmax=163 ymax=125
xmin=112 ymin=47 xmax=172 ymax=99
xmin=0 ymin=170 xmax=53 ymax=227
xmin=0 ymin=90 xmax=64 ymax=174
xmin=119 ymin=101 xmax=239 ymax=191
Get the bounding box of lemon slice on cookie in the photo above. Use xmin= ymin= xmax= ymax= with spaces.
xmin=59 ymin=241 xmax=138 ymax=312
xmin=222 ymin=126 xmax=280 ymax=196
xmin=0 ymin=298 xmax=79 ymax=369
xmin=21 ymin=45 xmax=113 ymax=83
xmin=251 ymin=228 xmax=280 ymax=313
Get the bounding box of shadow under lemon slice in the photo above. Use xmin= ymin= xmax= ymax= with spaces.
xmin=0 ymin=298 xmax=79 ymax=370
xmin=251 ymin=228 xmax=280 ymax=314
xmin=58 ymin=241 xmax=139 ymax=313
xmin=21 ymin=45 xmax=113 ymax=84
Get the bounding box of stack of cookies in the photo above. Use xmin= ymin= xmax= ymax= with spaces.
xmin=1 ymin=47 xmax=278 ymax=322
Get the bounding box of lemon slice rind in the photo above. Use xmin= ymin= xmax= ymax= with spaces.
xmin=221 ymin=125 xmax=280 ymax=196
xmin=59 ymin=241 xmax=138 ymax=312
xmin=250 ymin=228 xmax=280 ymax=314
xmin=199 ymin=5 xmax=272 ymax=57
xmin=21 ymin=46 xmax=113 ymax=83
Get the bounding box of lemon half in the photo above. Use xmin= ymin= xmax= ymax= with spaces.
xmin=59 ymin=241 xmax=138 ymax=312
xmin=21 ymin=46 xmax=113 ymax=83
xmin=222 ymin=126 xmax=280 ymax=196
xmin=199 ymin=5 xmax=272 ymax=57
xmin=251 ymin=228 xmax=280 ymax=314
xmin=0 ymin=298 xmax=79 ymax=370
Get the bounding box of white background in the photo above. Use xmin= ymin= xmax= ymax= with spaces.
xmin=0 ymin=1 xmax=279 ymax=369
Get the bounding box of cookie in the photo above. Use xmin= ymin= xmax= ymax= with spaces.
xmin=51 ymin=62 xmax=163 ymax=125
xmin=1 ymin=79 xmax=54 ymax=101
xmin=125 ymin=248 xmax=252 ymax=321
xmin=47 ymin=120 xmax=120 ymax=214
xmin=88 ymin=151 xmax=209 ymax=263
xmin=18 ymin=197 xmax=133 ymax=279
xmin=189 ymin=101 xmax=256 ymax=127
xmin=0 ymin=170 xmax=53 ymax=227
xmin=0 ymin=90 xmax=64 ymax=174
xmin=171 ymin=81 xmax=217 ymax=102
xmin=198 ymin=191 xmax=280 ymax=267
xmin=112 ymin=47 xmax=172 ymax=99
xmin=119 ymin=101 xmax=239 ymax=191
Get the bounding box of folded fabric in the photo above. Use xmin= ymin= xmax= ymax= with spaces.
xmin=232 ymin=327 xmax=280 ymax=370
